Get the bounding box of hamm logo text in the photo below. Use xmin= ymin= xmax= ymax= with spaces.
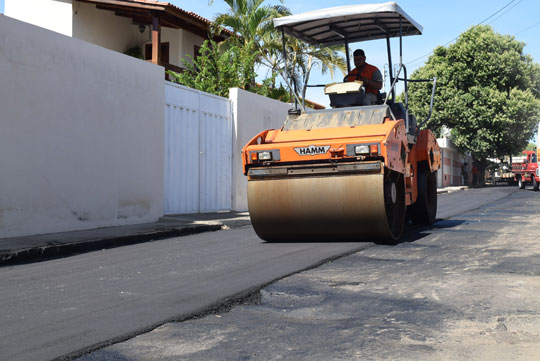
xmin=294 ymin=145 xmax=330 ymax=156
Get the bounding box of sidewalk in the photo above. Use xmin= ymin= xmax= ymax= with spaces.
xmin=0 ymin=212 xmax=251 ymax=267
xmin=0 ymin=186 xmax=468 ymax=267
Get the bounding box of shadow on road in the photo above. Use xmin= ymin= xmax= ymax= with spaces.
xmin=262 ymin=219 xmax=468 ymax=245
xmin=381 ymin=219 xmax=468 ymax=246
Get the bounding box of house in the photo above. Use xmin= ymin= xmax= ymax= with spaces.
xmin=437 ymin=134 xmax=472 ymax=187
xmin=3 ymin=0 xmax=230 ymax=73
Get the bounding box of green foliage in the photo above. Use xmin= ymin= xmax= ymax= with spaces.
xmin=408 ymin=25 xmax=540 ymax=162
xmin=525 ymin=142 xmax=537 ymax=151
xmin=168 ymin=40 xmax=257 ymax=98
xmin=211 ymin=0 xmax=289 ymax=53
xmin=171 ymin=0 xmax=346 ymax=103
xmin=211 ymin=0 xmax=345 ymax=103
xmin=169 ymin=0 xmax=290 ymax=99
xmin=168 ymin=39 xmax=292 ymax=101
xmin=124 ymin=45 xmax=143 ymax=59
xmin=211 ymin=0 xmax=294 ymax=94
xmin=253 ymin=75 xmax=291 ymax=102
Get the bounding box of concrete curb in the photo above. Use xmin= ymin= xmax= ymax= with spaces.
xmin=437 ymin=186 xmax=468 ymax=194
xmin=0 ymin=224 xmax=222 ymax=267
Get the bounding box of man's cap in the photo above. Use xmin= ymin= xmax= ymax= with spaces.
xmin=353 ymin=49 xmax=365 ymax=57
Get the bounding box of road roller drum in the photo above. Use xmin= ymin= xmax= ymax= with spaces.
xmin=248 ymin=168 xmax=405 ymax=242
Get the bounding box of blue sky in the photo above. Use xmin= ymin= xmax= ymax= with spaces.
xmin=2 ymin=0 xmax=539 ymax=107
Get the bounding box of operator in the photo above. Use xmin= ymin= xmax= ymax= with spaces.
xmin=344 ymin=49 xmax=383 ymax=105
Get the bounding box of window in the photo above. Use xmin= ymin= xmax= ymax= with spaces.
xmin=144 ymin=42 xmax=170 ymax=64
xmin=194 ymin=45 xmax=201 ymax=60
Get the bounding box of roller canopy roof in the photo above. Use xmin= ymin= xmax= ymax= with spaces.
xmin=273 ymin=2 xmax=422 ymax=46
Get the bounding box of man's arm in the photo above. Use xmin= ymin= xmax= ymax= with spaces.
xmin=364 ymin=69 xmax=383 ymax=90
xmin=363 ymin=78 xmax=382 ymax=90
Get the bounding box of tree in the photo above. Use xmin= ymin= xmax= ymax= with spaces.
xmin=211 ymin=0 xmax=346 ymax=102
xmin=282 ymin=39 xmax=346 ymax=102
xmin=168 ymin=39 xmax=257 ymax=98
xmin=408 ymin=25 xmax=540 ymax=183
xmin=210 ymin=0 xmax=290 ymax=89
xmin=172 ymin=1 xmax=346 ymax=104
xmin=168 ymin=39 xmax=291 ymax=102
xmin=525 ymin=142 xmax=537 ymax=152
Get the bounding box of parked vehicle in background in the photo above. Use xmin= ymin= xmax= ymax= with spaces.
xmin=486 ymin=161 xmax=514 ymax=185
xmin=512 ymin=150 xmax=539 ymax=191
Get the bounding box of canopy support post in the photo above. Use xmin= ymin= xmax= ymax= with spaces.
xmin=386 ymin=35 xmax=394 ymax=103
xmin=281 ymin=27 xmax=296 ymax=111
xmin=345 ymin=39 xmax=351 ymax=74
xmin=151 ymin=13 xmax=161 ymax=65
xmin=281 ymin=27 xmax=289 ymax=84
xmin=399 ymin=16 xmax=410 ymax=132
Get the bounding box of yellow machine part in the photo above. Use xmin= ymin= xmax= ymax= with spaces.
xmin=247 ymin=170 xmax=405 ymax=242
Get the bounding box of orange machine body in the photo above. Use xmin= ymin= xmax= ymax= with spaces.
xmin=242 ymin=111 xmax=440 ymax=208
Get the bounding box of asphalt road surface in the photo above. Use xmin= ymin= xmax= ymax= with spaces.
xmin=0 ymin=186 xmax=520 ymax=361
xmin=81 ymin=187 xmax=540 ymax=361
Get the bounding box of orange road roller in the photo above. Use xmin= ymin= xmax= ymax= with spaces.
xmin=242 ymin=3 xmax=441 ymax=242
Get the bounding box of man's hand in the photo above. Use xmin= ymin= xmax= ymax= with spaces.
xmin=361 ymin=76 xmax=382 ymax=90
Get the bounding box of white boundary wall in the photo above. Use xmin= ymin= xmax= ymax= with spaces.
xmin=164 ymin=82 xmax=232 ymax=214
xmin=230 ymin=88 xmax=291 ymax=211
xmin=0 ymin=15 xmax=165 ymax=238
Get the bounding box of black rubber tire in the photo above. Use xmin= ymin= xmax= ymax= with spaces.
xmin=385 ymin=171 xmax=406 ymax=240
xmin=533 ymin=176 xmax=539 ymax=192
xmin=377 ymin=170 xmax=406 ymax=245
xmin=518 ymin=176 xmax=525 ymax=189
xmin=408 ymin=167 xmax=437 ymax=225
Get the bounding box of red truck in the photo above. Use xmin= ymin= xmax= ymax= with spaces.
xmin=512 ymin=150 xmax=539 ymax=191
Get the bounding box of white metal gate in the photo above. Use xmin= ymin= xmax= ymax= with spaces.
xmin=164 ymin=82 xmax=232 ymax=214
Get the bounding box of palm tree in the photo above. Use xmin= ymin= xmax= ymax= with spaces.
xmin=209 ymin=0 xmax=290 ymax=89
xmin=284 ymin=39 xmax=347 ymax=103
xmin=210 ymin=0 xmax=346 ymax=103
xmin=211 ymin=0 xmax=289 ymax=53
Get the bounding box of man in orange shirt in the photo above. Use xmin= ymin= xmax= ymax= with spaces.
xmin=344 ymin=49 xmax=383 ymax=105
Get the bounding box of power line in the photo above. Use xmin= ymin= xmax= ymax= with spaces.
xmin=486 ymin=0 xmax=522 ymax=25
xmin=405 ymin=0 xmax=520 ymax=66
xmin=479 ymin=0 xmax=520 ymax=25
xmin=514 ymin=19 xmax=540 ymax=35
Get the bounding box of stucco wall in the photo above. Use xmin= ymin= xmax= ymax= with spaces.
xmin=180 ymin=30 xmax=205 ymax=63
xmin=230 ymin=88 xmax=291 ymax=211
xmin=0 ymin=15 xmax=164 ymax=238
xmin=4 ymin=0 xmax=73 ymax=36
xmin=72 ymin=2 xmax=148 ymax=54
